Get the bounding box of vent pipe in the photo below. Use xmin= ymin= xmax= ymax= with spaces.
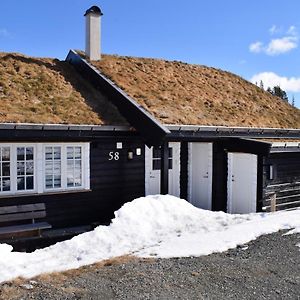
xmin=84 ymin=6 xmax=103 ymax=61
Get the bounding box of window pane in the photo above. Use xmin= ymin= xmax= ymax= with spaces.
xmin=26 ymin=147 xmax=34 ymax=160
xmin=17 ymin=162 xmax=25 ymax=175
xmin=67 ymin=147 xmax=74 ymax=159
xmin=74 ymin=147 xmax=81 ymax=159
xmin=2 ymin=147 xmax=10 ymax=161
xmin=153 ymin=147 xmax=161 ymax=158
xmin=45 ymin=161 xmax=52 ymax=174
xmin=53 ymin=147 xmax=61 ymax=160
xmin=17 ymin=177 xmax=25 ymax=190
xmin=67 ymin=160 xmax=73 ymax=171
xmin=168 ymin=159 xmax=173 ymax=170
xmin=26 ymin=176 xmax=34 ymax=190
xmin=26 ymin=161 xmax=34 ymax=175
xmin=53 ymin=161 xmax=61 ymax=175
xmin=17 ymin=147 xmax=25 ymax=161
xmin=2 ymin=163 xmax=10 ymax=176
xmin=45 ymin=147 xmax=53 ymax=160
xmin=45 ymin=175 xmax=53 ymax=188
xmin=2 ymin=178 xmax=10 ymax=191
xmin=54 ymin=175 xmax=61 ymax=188
xmin=153 ymin=159 xmax=161 ymax=170
xmin=67 ymin=176 xmax=74 ymax=187
xmin=74 ymin=178 xmax=82 ymax=187
xmin=74 ymin=160 xmax=81 ymax=170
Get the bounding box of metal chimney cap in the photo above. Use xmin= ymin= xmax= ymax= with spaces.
xmin=84 ymin=6 xmax=103 ymax=16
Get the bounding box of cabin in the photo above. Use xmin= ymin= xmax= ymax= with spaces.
xmin=0 ymin=6 xmax=299 ymax=247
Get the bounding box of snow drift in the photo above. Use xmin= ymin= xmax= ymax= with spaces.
xmin=0 ymin=195 xmax=299 ymax=283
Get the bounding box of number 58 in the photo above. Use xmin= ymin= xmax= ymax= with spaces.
xmin=108 ymin=151 xmax=120 ymax=161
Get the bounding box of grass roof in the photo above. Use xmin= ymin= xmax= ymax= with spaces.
xmin=91 ymin=55 xmax=300 ymax=129
xmin=0 ymin=52 xmax=127 ymax=125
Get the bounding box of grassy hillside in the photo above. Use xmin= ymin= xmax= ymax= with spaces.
xmin=0 ymin=52 xmax=126 ymax=125
xmin=92 ymin=55 xmax=300 ymax=128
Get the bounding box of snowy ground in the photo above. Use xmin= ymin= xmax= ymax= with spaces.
xmin=0 ymin=195 xmax=299 ymax=283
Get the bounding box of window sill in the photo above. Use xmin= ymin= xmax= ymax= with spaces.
xmin=0 ymin=189 xmax=91 ymax=199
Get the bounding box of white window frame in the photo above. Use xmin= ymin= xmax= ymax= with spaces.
xmin=0 ymin=142 xmax=90 ymax=197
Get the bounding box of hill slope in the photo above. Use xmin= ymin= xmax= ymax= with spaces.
xmin=92 ymin=55 xmax=300 ymax=128
xmin=0 ymin=52 xmax=126 ymax=125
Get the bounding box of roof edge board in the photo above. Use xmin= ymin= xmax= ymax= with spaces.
xmin=66 ymin=50 xmax=170 ymax=146
xmin=0 ymin=123 xmax=132 ymax=131
xmin=167 ymin=124 xmax=300 ymax=139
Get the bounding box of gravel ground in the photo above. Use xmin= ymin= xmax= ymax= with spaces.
xmin=0 ymin=231 xmax=299 ymax=300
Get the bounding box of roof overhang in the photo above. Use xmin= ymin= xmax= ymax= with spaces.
xmin=167 ymin=125 xmax=300 ymax=140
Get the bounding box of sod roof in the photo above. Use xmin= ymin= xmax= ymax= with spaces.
xmin=0 ymin=52 xmax=127 ymax=125
xmin=91 ymin=54 xmax=300 ymax=129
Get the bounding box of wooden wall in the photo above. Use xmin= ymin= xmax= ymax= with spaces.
xmin=0 ymin=138 xmax=145 ymax=229
xmin=263 ymin=152 xmax=300 ymax=211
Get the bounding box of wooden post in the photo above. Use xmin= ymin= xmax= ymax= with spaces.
xmin=160 ymin=142 xmax=169 ymax=195
xmin=270 ymin=193 xmax=276 ymax=212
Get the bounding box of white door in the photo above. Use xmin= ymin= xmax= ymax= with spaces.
xmin=188 ymin=143 xmax=213 ymax=210
xmin=227 ymin=153 xmax=257 ymax=214
xmin=145 ymin=142 xmax=180 ymax=197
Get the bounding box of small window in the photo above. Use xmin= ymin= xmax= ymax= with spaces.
xmin=152 ymin=147 xmax=173 ymax=170
xmin=45 ymin=146 xmax=62 ymax=189
xmin=67 ymin=146 xmax=82 ymax=187
xmin=17 ymin=147 xmax=34 ymax=191
xmin=268 ymin=165 xmax=274 ymax=180
xmin=0 ymin=147 xmax=10 ymax=192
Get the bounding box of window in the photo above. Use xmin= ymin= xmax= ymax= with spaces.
xmin=45 ymin=147 xmax=61 ymax=189
xmin=0 ymin=146 xmax=10 ymax=192
xmin=17 ymin=147 xmax=34 ymax=191
xmin=67 ymin=146 xmax=82 ymax=188
xmin=0 ymin=143 xmax=89 ymax=196
xmin=152 ymin=147 xmax=173 ymax=170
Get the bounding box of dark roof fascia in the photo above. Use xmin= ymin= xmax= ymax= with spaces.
xmin=65 ymin=50 xmax=170 ymax=147
xmin=221 ymin=138 xmax=271 ymax=156
xmin=0 ymin=124 xmax=140 ymax=142
xmin=167 ymin=125 xmax=300 ymax=140
xmin=0 ymin=123 xmax=132 ymax=131
xmin=270 ymin=147 xmax=300 ymax=153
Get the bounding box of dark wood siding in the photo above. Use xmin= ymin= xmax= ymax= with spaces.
xmin=263 ymin=152 xmax=300 ymax=211
xmin=212 ymin=143 xmax=228 ymax=212
xmin=180 ymin=142 xmax=188 ymax=200
xmin=0 ymin=138 xmax=145 ymax=229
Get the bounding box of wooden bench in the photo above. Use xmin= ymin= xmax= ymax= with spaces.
xmin=0 ymin=203 xmax=52 ymax=238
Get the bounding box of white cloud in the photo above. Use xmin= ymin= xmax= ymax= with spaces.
xmin=249 ymin=41 xmax=264 ymax=53
xmin=287 ymin=25 xmax=297 ymax=36
xmin=249 ymin=25 xmax=298 ymax=56
xmin=250 ymin=72 xmax=300 ymax=92
xmin=265 ymin=36 xmax=298 ymax=55
xmin=269 ymin=25 xmax=281 ymax=35
xmin=0 ymin=28 xmax=9 ymax=37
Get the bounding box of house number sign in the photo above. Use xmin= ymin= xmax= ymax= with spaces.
xmin=108 ymin=151 xmax=120 ymax=161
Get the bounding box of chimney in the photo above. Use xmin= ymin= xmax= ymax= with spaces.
xmin=84 ymin=6 xmax=103 ymax=61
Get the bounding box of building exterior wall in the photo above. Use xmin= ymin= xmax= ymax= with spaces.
xmin=0 ymin=137 xmax=145 ymax=229
xmin=263 ymin=152 xmax=300 ymax=211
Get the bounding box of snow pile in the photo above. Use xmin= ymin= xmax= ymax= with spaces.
xmin=0 ymin=195 xmax=299 ymax=283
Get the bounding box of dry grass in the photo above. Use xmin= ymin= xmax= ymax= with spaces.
xmin=0 ymin=255 xmax=141 ymax=300
xmin=0 ymin=52 xmax=127 ymax=125
xmin=92 ymin=54 xmax=300 ymax=128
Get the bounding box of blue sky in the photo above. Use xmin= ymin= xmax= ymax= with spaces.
xmin=1 ymin=0 xmax=300 ymax=108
